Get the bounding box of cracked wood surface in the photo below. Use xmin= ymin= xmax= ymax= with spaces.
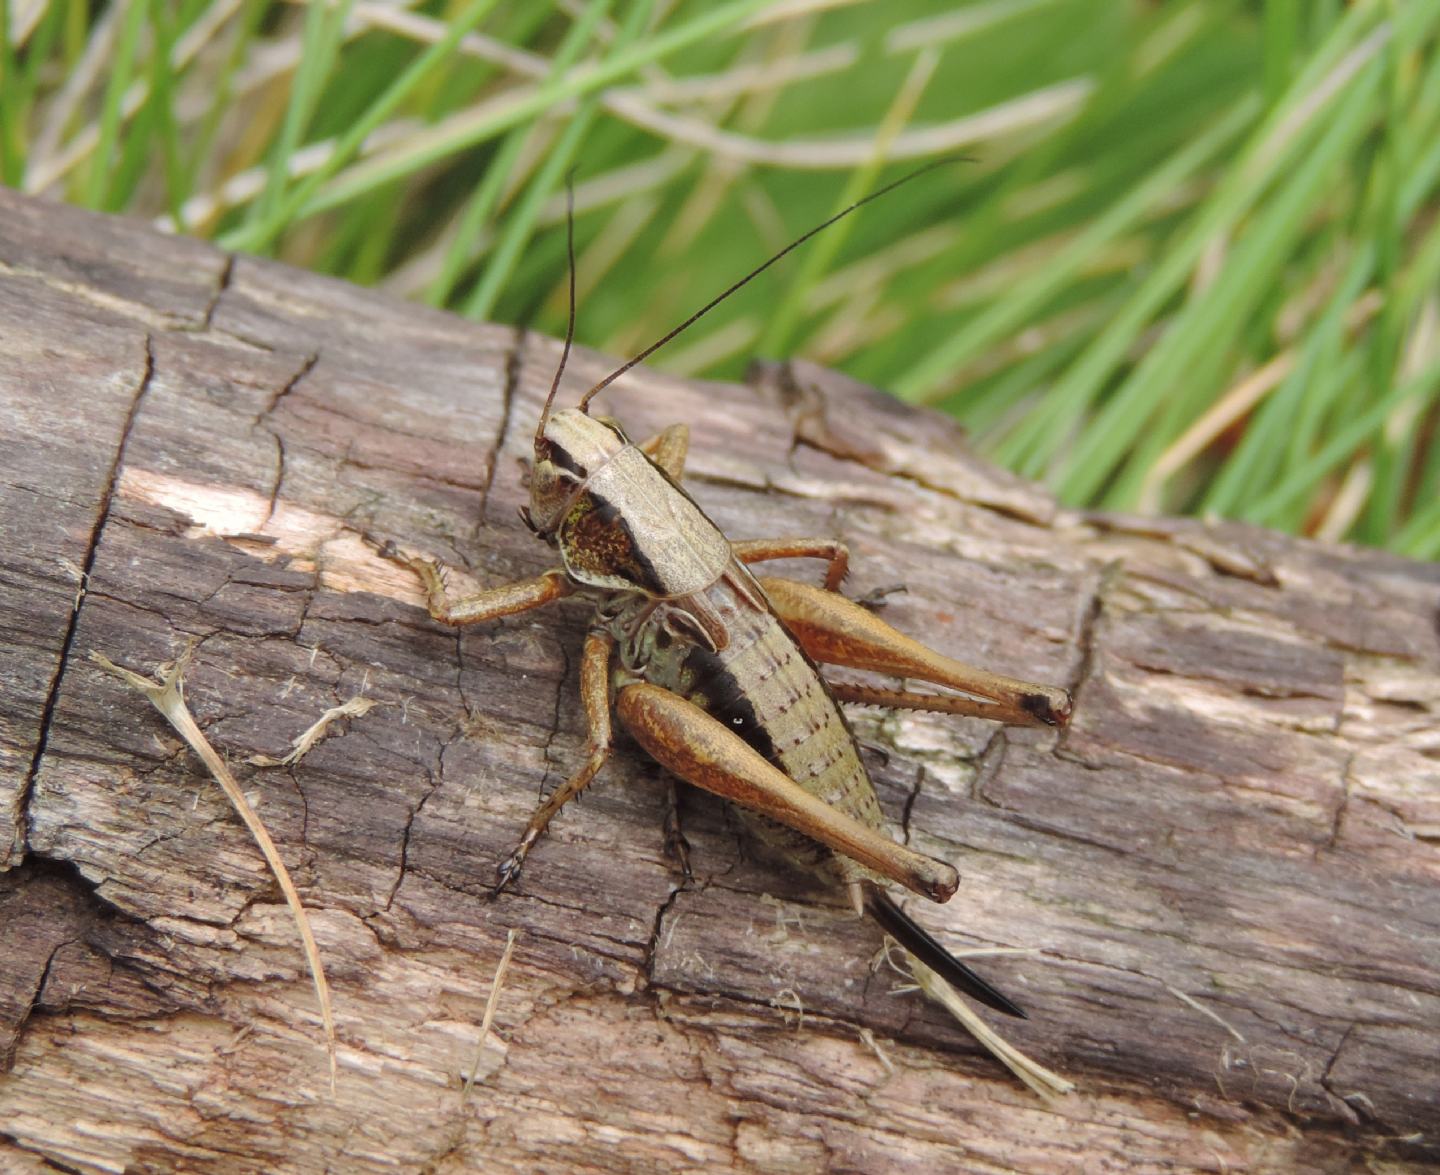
xmin=1 ymin=188 xmax=1438 ymax=1174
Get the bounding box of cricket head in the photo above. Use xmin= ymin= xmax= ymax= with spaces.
xmin=526 ymin=406 xmax=730 ymax=599
xmin=523 ymin=408 xmax=626 ymax=539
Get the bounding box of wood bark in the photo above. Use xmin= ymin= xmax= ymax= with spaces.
xmin=1 ymin=188 xmax=1437 ymax=1174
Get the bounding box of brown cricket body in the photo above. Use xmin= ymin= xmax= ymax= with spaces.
xmin=380 ymin=405 xmax=1070 ymax=1021
xmin=537 ymin=415 xmax=920 ymax=880
xmin=377 ymin=163 xmax=1073 ymax=1025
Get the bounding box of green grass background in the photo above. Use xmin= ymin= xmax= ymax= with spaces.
xmin=5 ymin=0 xmax=1439 ymax=555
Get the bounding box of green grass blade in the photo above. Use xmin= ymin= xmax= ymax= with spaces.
xmin=247 ymin=0 xmax=354 ymax=229
xmin=84 ymin=0 xmax=149 ymax=209
xmin=1248 ymin=355 xmax=1440 ymax=525
xmin=1003 ymin=5 xmax=1392 ymax=482
xmin=232 ymin=0 xmax=773 ymax=242
xmin=757 ymin=46 xmax=939 ymax=360
xmin=1391 ymin=485 xmax=1440 ymax=560
xmin=904 ymin=96 xmax=1257 ymax=406
xmin=1083 ymin=66 xmax=1382 ymax=510
xmin=463 ymin=0 xmax=656 ymax=322
xmin=428 ymin=0 xmax=615 ymax=309
xmin=146 ymin=0 xmax=187 ymax=228
xmin=228 ymin=0 xmax=503 ymax=254
xmin=1263 ymin=0 xmax=1300 ymax=102
xmin=1047 ymin=23 xmax=1391 ymax=502
xmin=0 ymin=0 xmax=21 ymax=185
xmin=461 ymin=131 xmax=589 ymax=317
xmin=1366 ymin=218 xmax=1440 ymax=537
xmin=185 ymin=0 xmax=267 ymax=214
xmin=425 ymin=131 xmax=534 ymax=308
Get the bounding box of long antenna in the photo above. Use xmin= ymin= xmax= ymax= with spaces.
xmin=537 ymin=173 xmax=579 ymax=441
xmin=576 ymin=155 xmax=967 ymax=413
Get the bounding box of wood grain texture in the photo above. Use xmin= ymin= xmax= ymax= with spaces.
xmin=1 ymin=188 xmax=1437 ymax=1173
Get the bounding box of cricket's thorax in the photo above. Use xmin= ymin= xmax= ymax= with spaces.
xmin=598 ymin=563 xmax=888 ymax=883
xmin=557 ymin=446 xmax=731 ymax=598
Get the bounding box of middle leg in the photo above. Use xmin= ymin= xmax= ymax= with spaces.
xmin=662 ymin=780 xmax=692 ymax=879
xmin=640 ymin=424 xmax=689 ymax=481
xmin=493 ymin=630 xmax=616 ymax=894
xmin=733 ymin=537 xmax=849 ymax=592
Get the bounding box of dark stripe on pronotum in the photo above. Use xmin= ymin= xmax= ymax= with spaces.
xmin=546 ymin=440 xmax=586 ymax=478
xmin=585 ymin=489 xmax=663 ymax=590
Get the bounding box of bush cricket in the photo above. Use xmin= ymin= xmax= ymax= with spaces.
xmin=376 ymin=163 xmax=1073 ymax=1029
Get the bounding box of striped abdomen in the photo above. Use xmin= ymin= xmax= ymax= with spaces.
xmin=632 ymin=564 xmax=887 ymax=883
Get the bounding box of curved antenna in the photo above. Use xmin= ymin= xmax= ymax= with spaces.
xmin=577 ymin=155 xmax=968 ymax=413
xmin=536 ymin=173 xmax=579 ymax=441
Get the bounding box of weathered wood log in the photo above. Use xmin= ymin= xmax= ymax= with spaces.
xmin=1 ymin=187 xmax=1437 ymax=1173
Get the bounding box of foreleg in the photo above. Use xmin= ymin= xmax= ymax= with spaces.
xmin=374 ymin=539 xmax=570 ymax=626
